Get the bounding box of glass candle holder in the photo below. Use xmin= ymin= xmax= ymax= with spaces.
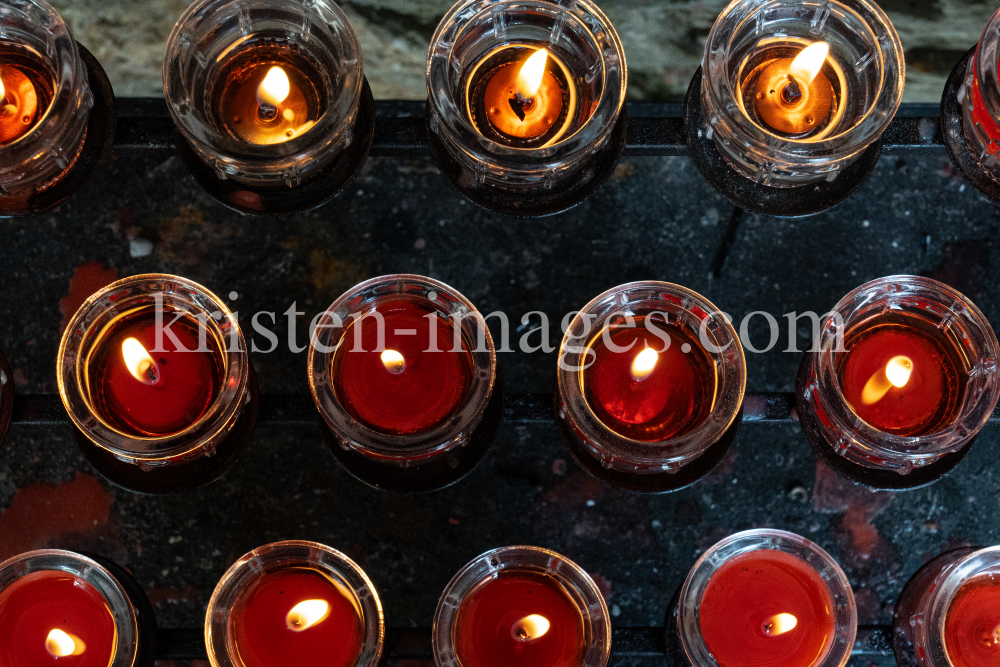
xmin=893 ymin=546 xmax=1000 ymax=667
xmin=675 ymin=529 xmax=856 ymax=667
xmin=57 ymin=274 xmax=259 ymax=495
xmin=426 ymin=0 xmax=627 ymax=217
xmin=0 ymin=549 xmax=157 ymax=667
xmin=0 ymin=0 xmax=115 ymax=217
xmin=795 ymin=276 xmax=1000 ymax=490
xmin=958 ymin=9 xmax=1000 ymax=183
xmin=556 ymin=282 xmax=746 ymax=493
xmin=688 ymin=0 xmax=903 ymax=214
xmin=206 ymin=540 xmax=384 ymax=667
xmin=0 ymin=344 xmax=12 ymax=447
xmin=433 ymin=545 xmax=611 ymax=667
xmin=308 ymin=274 xmax=502 ymax=492
xmin=164 ymin=0 xmax=373 ymax=215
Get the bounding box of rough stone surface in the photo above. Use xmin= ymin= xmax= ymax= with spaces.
xmin=49 ymin=0 xmax=998 ymax=102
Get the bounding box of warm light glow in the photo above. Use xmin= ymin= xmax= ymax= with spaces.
xmin=122 ymin=337 xmax=158 ymax=384
xmin=861 ymin=355 xmax=913 ymax=405
xmin=993 ymin=623 xmax=1000 ymax=645
xmin=45 ymin=629 xmax=85 ymax=657
xmin=762 ymin=613 xmax=798 ymax=637
xmin=516 ymin=49 xmax=549 ymax=99
xmin=512 ymin=614 xmax=551 ymax=641
xmin=381 ymin=349 xmax=406 ymax=375
xmin=0 ymin=71 xmax=5 ymax=102
xmin=286 ymin=599 xmax=330 ymax=632
xmin=789 ymin=42 xmax=829 ymax=86
xmin=257 ymin=66 xmax=291 ymax=108
xmin=630 ymin=347 xmax=659 ymax=382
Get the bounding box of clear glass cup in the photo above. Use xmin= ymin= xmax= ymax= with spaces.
xmin=958 ymin=7 xmax=1000 ymax=180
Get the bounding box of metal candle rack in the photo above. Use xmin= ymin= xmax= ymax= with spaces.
xmin=8 ymin=99 xmax=957 ymax=665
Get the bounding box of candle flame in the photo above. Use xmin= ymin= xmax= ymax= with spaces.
xmin=257 ymin=66 xmax=291 ymax=108
xmin=286 ymin=599 xmax=330 ymax=632
xmin=630 ymin=347 xmax=658 ymax=382
xmin=0 ymin=70 xmax=5 ymax=102
xmin=46 ymin=629 xmax=85 ymax=657
xmin=512 ymin=614 xmax=551 ymax=641
xmin=762 ymin=613 xmax=798 ymax=637
xmin=517 ymin=49 xmax=549 ymax=99
xmin=381 ymin=349 xmax=406 ymax=374
xmin=993 ymin=623 xmax=1000 ymax=645
xmin=122 ymin=337 xmax=159 ymax=384
xmin=861 ymin=355 xmax=913 ymax=405
xmin=789 ymin=42 xmax=829 ymax=86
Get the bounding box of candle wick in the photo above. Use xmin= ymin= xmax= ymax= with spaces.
xmin=509 ymin=92 xmax=534 ymax=122
xmin=257 ymin=103 xmax=279 ymax=122
xmin=780 ymin=75 xmax=803 ymax=106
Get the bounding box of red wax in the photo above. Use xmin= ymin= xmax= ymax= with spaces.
xmin=969 ymin=50 xmax=1000 ymax=160
xmin=90 ymin=310 xmax=223 ymax=437
xmin=583 ymin=315 xmax=716 ymax=441
xmin=454 ymin=570 xmax=585 ymax=667
xmin=0 ymin=570 xmax=117 ymax=667
xmin=839 ymin=321 xmax=964 ymax=436
xmin=231 ymin=568 xmax=364 ymax=667
xmin=944 ymin=573 xmax=1000 ymax=667
xmin=699 ymin=550 xmax=836 ymax=667
xmin=331 ymin=297 xmax=474 ymax=435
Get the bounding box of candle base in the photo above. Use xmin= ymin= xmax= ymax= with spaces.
xmin=73 ymin=365 xmax=260 ymax=495
xmin=426 ymin=104 xmax=628 ymax=218
xmin=0 ymin=43 xmax=116 ymax=218
xmin=795 ymin=351 xmax=973 ymax=490
xmin=554 ymin=391 xmax=742 ymax=493
xmin=81 ymin=553 xmax=158 ymax=667
xmin=0 ymin=347 xmax=11 ymax=448
xmin=892 ymin=547 xmax=978 ymax=667
xmin=320 ymin=373 xmax=504 ymax=492
xmin=684 ymin=67 xmax=883 ymax=218
xmin=175 ymin=76 xmax=375 ymax=216
xmin=940 ymin=46 xmax=1000 ymax=204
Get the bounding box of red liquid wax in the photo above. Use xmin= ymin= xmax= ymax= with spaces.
xmin=0 ymin=570 xmax=117 ymax=667
xmin=332 ymin=297 xmax=474 ymax=435
xmin=944 ymin=573 xmax=1000 ymax=667
xmin=583 ymin=315 xmax=716 ymax=441
xmin=230 ymin=568 xmax=364 ymax=667
xmin=699 ymin=550 xmax=836 ymax=667
xmin=454 ymin=570 xmax=585 ymax=667
xmin=89 ymin=310 xmax=223 ymax=437
xmin=839 ymin=320 xmax=964 ymax=436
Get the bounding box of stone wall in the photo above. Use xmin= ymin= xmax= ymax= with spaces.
xmin=50 ymin=0 xmax=997 ymax=102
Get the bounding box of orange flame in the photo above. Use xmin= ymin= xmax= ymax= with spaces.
xmin=789 ymin=42 xmax=829 ymax=85
xmin=517 ymin=49 xmax=549 ymax=99
xmin=630 ymin=347 xmax=658 ymax=382
xmin=381 ymin=349 xmax=406 ymax=375
xmin=512 ymin=614 xmax=551 ymax=641
xmin=121 ymin=337 xmax=159 ymax=384
xmin=46 ymin=629 xmax=86 ymax=657
xmin=762 ymin=613 xmax=798 ymax=637
xmin=257 ymin=66 xmax=291 ymax=108
xmin=861 ymin=355 xmax=913 ymax=405
xmin=286 ymin=599 xmax=330 ymax=632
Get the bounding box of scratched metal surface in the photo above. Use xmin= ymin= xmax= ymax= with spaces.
xmin=1 ymin=104 xmax=999 ymax=667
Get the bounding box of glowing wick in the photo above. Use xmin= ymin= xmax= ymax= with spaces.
xmin=46 ymin=629 xmax=85 ymax=657
xmin=762 ymin=613 xmax=798 ymax=637
xmin=122 ymin=337 xmax=159 ymax=385
xmin=381 ymin=349 xmax=406 ymax=375
xmin=257 ymin=66 xmax=291 ymax=119
xmin=512 ymin=614 xmax=551 ymax=641
xmin=860 ymin=355 xmax=913 ymax=405
xmin=286 ymin=599 xmax=330 ymax=632
xmin=630 ymin=347 xmax=658 ymax=382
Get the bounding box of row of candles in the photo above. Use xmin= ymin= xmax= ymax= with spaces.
xmin=1 ymin=0 xmax=1000 ymax=216
xmin=0 ymin=532 xmax=997 ymax=667
xmin=0 ymin=270 xmax=992 ymax=496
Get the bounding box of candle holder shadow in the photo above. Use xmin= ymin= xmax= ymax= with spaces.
xmin=0 ymin=347 xmax=12 ymax=448
xmin=81 ymin=553 xmax=159 ymax=667
xmin=0 ymin=43 xmax=116 ymax=218
xmin=74 ymin=366 xmax=260 ymax=496
xmin=553 ymin=388 xmax=742 ymax=493
xmin=795 ymin=351 xmax=972 ymax=491
xmin=684 ymin=68 xmax=882 ymax=219
xmin=940 ymin=47 xmax=1000 ymax=205
xmin=425 ymin=106 xmax=628 ymax=218
xmin=176 ymin=77 xmax=375 ymax=217
xmin=319 ymin=372 xmax=505 ymax=493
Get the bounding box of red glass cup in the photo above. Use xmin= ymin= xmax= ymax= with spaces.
xmin=0 ymin=345 xmax=12 ymax=447
xmin=205 ymin=540 xmax=384 ymax=667
xmin=555 ymin=281 xmax=746 ymax=492
xmin=308 ymin=274 xmax=502 ymax=492
xmin=673 ymin=529 xmax=857 ymax=667
xmin=795 ymin=276 xmax=1000 ymax=490
xmin=957 ymin=7 xmax=1000 ymax=181
xmin=0 ymin=549 xmax=156 ymax=667
xmin=893 ymin=546 xmax=1000 ymax=667
xmin=58 ymin=274 xmax=259 ymax=494
xmin=433 ymin=545 xmax=611 ymax=667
